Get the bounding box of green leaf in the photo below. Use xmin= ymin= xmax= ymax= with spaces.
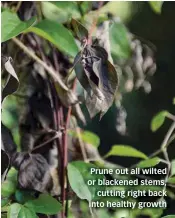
xmin=29 ymin=19 xmax=79 ymax=57
xmin=137 ymin=157 xmax=161 ymax=168
xmin=41 ymin=2 xmax=80 ymax=24
xmin=6 ymin=167 xmax=18 ymax=183
xmin=149 ymin=1 xmax=163 ymax=14
xmin=67 ymin=161 xmax=105 ymax=202
xmin=168 ymin=177 xmax=175 ymax=184
xmin=109 ymin=20 xmax=131 ymax=61
xmin=25 ymin=194 xmax=62 ymax=215
xmin=151 ymin=110 xmax=168 ymax=132
xmin=1 ymin=180 xmax=17 ymax=198
xmin=161 ymin=216 xmax=175 ymax=218
xmin=69 ymin=130 xmax=100 ymax=148
xmin=1 ymin=198 xmax=10 ymax=207
xmin=1 ymin=11 xmax=36 ymax=42
xmin=7 ymin=203 xmax=38 ymax=218
xmin=105 ymin=145 xmax=148 ymax=159
xmin=171 ymin=159 xmax=175 ymax=176
xmin=15 ymin=190 xmax=35 ymax=204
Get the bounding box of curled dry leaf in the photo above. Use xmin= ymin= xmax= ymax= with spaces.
xmin=74 ymin=45 xmax=118 ymax=118
xmin=11 ymin=152 xmax=53 ymax=193
xmin=1 ymin=56 xmax=19 ymax=102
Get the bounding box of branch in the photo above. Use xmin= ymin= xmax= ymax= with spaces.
xmin=12 ymin=37 xmax=69 ymax=91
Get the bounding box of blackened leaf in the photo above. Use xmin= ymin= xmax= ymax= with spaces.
xmin=74 ymin=45 xmax=118 ymax=118
xmin=12 ymin=153 xmax=53 ymax=193
xmin=71 ymin=18 xmax=88 ymax=40
xmin=74 ymin=52 xmax=92 ymax=95
xmin=1 ymin=123 xmax=17 ymax=155
xmin=2 ymin=57 xmax=19 ymax=102
xmin=85 ymin=94 xmax=102 ymax=118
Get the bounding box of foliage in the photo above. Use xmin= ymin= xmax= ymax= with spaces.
xmin=1 ymin=1 xmax=175 ymax=218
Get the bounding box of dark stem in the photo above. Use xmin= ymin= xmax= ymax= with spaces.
xmin=62 ymin=78 xmax=77 ymax=218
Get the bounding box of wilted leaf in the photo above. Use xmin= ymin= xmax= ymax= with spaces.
xmin=71 ymin=18 xmax=88 ymax=40
xmin=151 ymin=111 xmax=168 ymax=132
xmin=67 ymin=161 xmax=105 ymax=202
xmin=1 ymin=123 xmax=17 ymax=155
xmin=149 ymin=1 xmax=163 ymax=14
xmin=74 ymin=45 xmax=118 ymax=118
xmin=29 ymin=19 xmax=79 ymax=57
xmin=105 ymin=145 xmax=148 ymax=159
xmin=137 ymin=157 xmax=161 ymax=168
xmin=2 ymin=57 xmax=19 ymax=102
xmin=42 ymin=2 xmax=80 ymax=24
xmin=109 ymin=20 xmax=131 ymax=61
xmin=1 ymin=11 xmax=36 ymax=42
xmin=7 ymin=203 xmax=38 ymax=218
xmin=25 ymin=194 xmax=62 ymax=215
xmin=55 ymin=83 xmax=78 ymax=107
xmin=12 ymin=153 xmax=53 ymax=193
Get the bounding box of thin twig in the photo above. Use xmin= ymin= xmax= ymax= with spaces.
xmin=12 ymin=37 xmax=69 ymax=91
xmin=31 ymin=132 xmax=61 ymax=152
xmin=161 ymin=121 xmax=175 ymax=149
xmin=15 ymin=1 xmax=22 ymax=12
xmin=76 ymin=127 xmax=88 ymax=162
xmin=62 ymin=78 xmax=77 ymax=218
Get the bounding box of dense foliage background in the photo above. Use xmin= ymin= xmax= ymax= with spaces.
xmin=1 ymin=1 xmax=175 ymax=218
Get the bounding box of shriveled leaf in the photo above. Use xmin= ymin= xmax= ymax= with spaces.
xmin=1 ymin=11 xmax=36 ymax=42
xmin=74 ymin=45 xmax=118 ymax=118
xmin=105 ymin=145 xmax=148 ymax=159
xmin=1 ymin=123 xmax=17 ymax=154
xmin=12 ymin=153 xmax=53 ymax=193
xmin=7 ymin=203 xmax=37 ymax=218
xmin=149 ymin=1 xmax=163 ymax=14
xmin=151 ymin=110 xmax=168 ymax=132
xmin=72 ymin=104 xmax=86 ymax=125
xmin=25 ymin=194 xmax=62 ymax=215
xmin=55 ymin=83 xmax=78 ymax=107
xmin=137 ymin=157 xmax=161 ymax=168
xmin=2 ymin=57 xmax=19 ymax=102
xmin=29 ymin=19 xmax=79 ymax=57
xmin=71 ymin=18 xmax=88 ymax=40
xmin=68 ymin=161 xmax=105 ymax=202
xmin=109 ymin=20 xmax=131 ymax=61
xmin=168 ymin=177 xmax=175 ymax=184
